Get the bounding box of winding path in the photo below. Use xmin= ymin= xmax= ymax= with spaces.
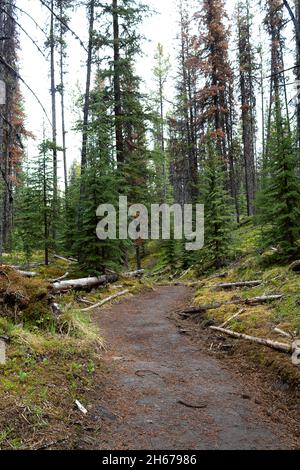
xmin=88 ymin=285 xmax=294 ymax=450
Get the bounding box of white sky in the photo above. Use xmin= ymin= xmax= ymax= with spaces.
xmin=16 ymin=0 xmax=294 ymax=180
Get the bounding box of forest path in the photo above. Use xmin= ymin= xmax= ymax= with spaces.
xmin=83 ymin=285 xmax=295 ymax=450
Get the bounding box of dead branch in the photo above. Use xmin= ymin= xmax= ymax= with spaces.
xmin=178 ymin=266 xmax=194 ymax=280
xmin=53 ymin=254 xmax=76 ymax=264
xmin=39 ymin=0 xmax=87 ymax=51
xmin=177 ymin=400 xmax=207 ymax=409
xmin=220 ymin=309 xmax=246 ymax=328
xmin=209 ymin=326 xmax=292 ymax=353
xmin=49 ymin=272 xmax=69 ymax=283
xmin=0 ymin=6 xmax=46 ymax=57
xmin=274 ymin=328 xmax=294 ymax=339
xmin=0 ymin=54 xmax=51 ymax=126
xmin=81 ymin=289 xmax=130 ymax=312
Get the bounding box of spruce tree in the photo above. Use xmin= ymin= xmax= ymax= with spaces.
xmin=202 ymin=140 xmax=233 ymax=269
xmin=257 ymin=112 xmax=300 ymax=260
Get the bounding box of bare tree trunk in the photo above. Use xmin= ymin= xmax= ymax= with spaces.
xmin=259 ymin=43 xmax=266 ymax=165
xmin=42 ymin=143 xmax=49 ymax=266
xmin=50 ymin=0 xmax=58 ymax=242
xmin=292 ymin=0 xmax=300 ymax=160
xmin=113 ymin=0 xmax=124 ymax=165
xmin=59 ymin=2 xmax=68 ymax=200
xmin=80 ymin=0 xmax=94 ymax=177
xmin=237 ymin=1 xmax=256 ymax=216
xmin=77 ymin=0 xmax=95 ymax=260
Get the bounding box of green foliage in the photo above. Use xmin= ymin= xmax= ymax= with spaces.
xmin=74 ymin=74 xmax=123 ymax=272
xmin=256 ymin=114 xmax=300 ymax=261
xmin=201 ymin=140 xmax=234 ymax=269
xmin=14 ymin=141 xmax=56 ymax=264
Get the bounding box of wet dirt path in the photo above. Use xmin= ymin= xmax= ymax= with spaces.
xmin=89 ymin=286 xmax=295 ymax=450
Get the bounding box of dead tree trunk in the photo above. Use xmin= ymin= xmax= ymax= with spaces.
xmin=77 ymin=0 xmax=95 ymax=260
xmin=52 ymin=274 xmax=119 ymax=293
xmin=237 ymin=1 xmax=256 ymax=216
xmin=59 ymin=1 xmax=68 ymax=200
xmin=50 ymin=0 xmax=58 ymax=243
xmin=112 ymin=0 xmax=124 ymax=166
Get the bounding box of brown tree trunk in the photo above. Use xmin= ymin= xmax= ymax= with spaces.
xmin=113 ymin=0 xmax=124 ymax=165
xmin=238 ymin=1 xmax=256 ymax=216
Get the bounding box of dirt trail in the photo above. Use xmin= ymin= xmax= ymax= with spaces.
xmin=85 ymin=286 xmax=296 ymax=450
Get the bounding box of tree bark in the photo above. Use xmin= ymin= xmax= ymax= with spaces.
xmin=113 ymin=0 xmax=124 ymax=165
xmin=52 ymin=274 xmax=119 ymax=293
xmin=50 ymin=0 xmax=58 ymax=242
xmin=59 ymin=1 xmax=68 ymax=200
xmin=237 ymin=1 xmax=256 ymax=216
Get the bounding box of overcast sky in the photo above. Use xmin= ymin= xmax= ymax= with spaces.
xmin=16 ymin=0 xmax=293 ymax=180
xmin=18 ymin=0 xmax=182 ymax=176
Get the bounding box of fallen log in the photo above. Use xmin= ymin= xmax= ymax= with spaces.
xmin=12 ymin=263 xmax=43 ymax=270
xmin=52 ymin=274 xmax=118 ymax=293
xmin=213 ymin=280 xmax=262 ymax=290
xmin=181 ymin=295 xmax=283 ymax=317
xmin=209 ymin=326 xmax=292 ymax=353
xmin=2 ymin=265 xmax=39 ymax=278
xmin=16 ymin=270 xmax=38 ymax=278
xmin=244 ymin=295 xmax=283 ymax=305
xmin=81 ymin=289 xmax=130 ymax=312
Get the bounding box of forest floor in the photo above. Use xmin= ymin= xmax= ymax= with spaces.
xmin=57 ymin=285 xmax=299 ymax=450
xmin=1 ymin=221 xmax=300 ymax=449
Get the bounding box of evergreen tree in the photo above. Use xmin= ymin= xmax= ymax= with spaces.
xmin=202 ymin=140 xmax=233 ymax=269
xmin=257 ymin=113 xmax=300 ymax=260
xmin=16 ymin=141 xmax=55 ymax=265
xmin=75 ymin=73 xmax=122 ymax=272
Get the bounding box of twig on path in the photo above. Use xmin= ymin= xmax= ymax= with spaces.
xmin=81 ymin=289 xmax=130 ymax=312
xmin=33 ymin=437 xmax=69 ymax=450
xmin=177 ymin=400 xmax=207 ymax=409
xmin=135 ymin=370 xmax=162 ymax=379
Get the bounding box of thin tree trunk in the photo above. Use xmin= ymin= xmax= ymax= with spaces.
xmin=50 ymin=0 xmax=58 ymax=242
xmin=80 ymin=0 xmax=94 ymax=177
xmin=42 ymin=139 xmax=49 ymax=266
xmin=113 ymin=0 xmax=124 ymax=165
xmin=77 ymin=0 xmax=95 ymax=258
xmin=59 ymin=2 xmax=68 ymax=200
xmin=237 ymin=1 xmax=256 ymax=216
